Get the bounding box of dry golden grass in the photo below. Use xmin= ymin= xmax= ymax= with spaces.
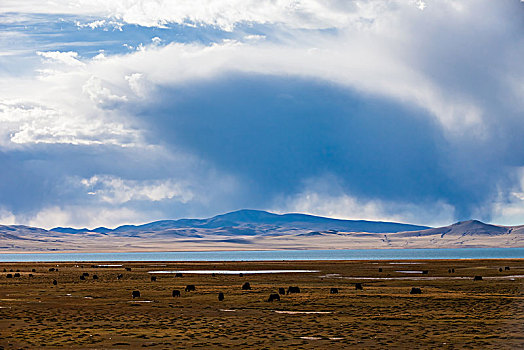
xmin=0 ymin=259 xmax=523 ymax=349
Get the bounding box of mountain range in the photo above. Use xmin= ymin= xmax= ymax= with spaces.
xmin=1 ymin=209 xmax=522 ymax=252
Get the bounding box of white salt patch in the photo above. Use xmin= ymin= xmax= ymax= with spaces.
xmin=396 ymin=270 xmax=424 ymax=274
xmin=300 ymin=336 xmax=322 ymax=340
xmin=149 ymin=270 xmax=318 ymax=274
xmin=219 ymin=309 xmax=237 ymax=312
xmin=389 ymin=262 xmax=420 ymax=265
xmin=97 ymin=264 xmax=122 ymax=267
xmin=129 ymin=300 xmax=154 ymax=303
xmin=329 ymin=337 xmax=344 ymax=340
xmin=84 ymin=296 xmax=93 ymax=299
xmin=274 ymin=311 xmax=332 ymax=314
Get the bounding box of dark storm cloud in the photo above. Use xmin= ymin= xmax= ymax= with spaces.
xmin=137 ymin=74 xmax=513 ymax=220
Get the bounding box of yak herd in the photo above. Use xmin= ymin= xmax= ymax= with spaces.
xmin=4 ymin=264 xmax=509 ymax=303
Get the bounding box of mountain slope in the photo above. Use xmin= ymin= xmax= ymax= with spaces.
xmin=103 ymin=209 xmax=429 ymax=236
xmin=0 ymin=210 xmax=522 ymax=252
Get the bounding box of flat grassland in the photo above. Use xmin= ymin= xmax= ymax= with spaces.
xmin=0 ymin=259 xmax=523 ymax=349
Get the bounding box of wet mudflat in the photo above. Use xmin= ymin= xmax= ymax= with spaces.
xmin=0 ymin=259 xmax=523 ymax=349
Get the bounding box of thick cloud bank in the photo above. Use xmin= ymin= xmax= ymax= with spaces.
xmin=0 ymin=0 xmax=523 ymax=228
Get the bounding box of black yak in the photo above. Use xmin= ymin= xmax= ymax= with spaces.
xmin=125 ymin=267 xmax=132 ymax=271
xmin=52 ymin=280 xmax=58 ymax=285
xmin=278 ymin=287 xmax=286 ymax=295
xmin=242 ymin=282 xmax=251 ymax=290
xmin=287 ymin=286 xmax=300 ymax=294
xmin=474 ymin=276 xmax=483 ymax=281
xmin=150 ymin=276 xmax=157 ymax=282
xmin=330 ymin=288 xmax=339 ymax=294
xmin=218 ymin=292 xmax=224 ymax=301
xmin=175 ymin=273 xmax=183 ymax=278
xmin=378 ymin=268 xmax=383 ymax=272
xmin=132 ymin=290 xmax=140 ymax=298
xmin=267 ymin=293 xmax=280 ymax=302
xmin=410 ymin=287 xmax=422 ymax=294
xmin=172 ymin=290 xmax=181 ymax=297
xmin=185 ymin=285 xmax=196 ymax=292
xmin=355 ymin=283 xmax=363 ymax=290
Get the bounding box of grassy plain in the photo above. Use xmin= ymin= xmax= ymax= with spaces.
xmin=0 ymin=259 xmax=523 ymax=349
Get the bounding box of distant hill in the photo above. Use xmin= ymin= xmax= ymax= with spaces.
xmin=99 ymin=209 xmax=429 ymax=236
xmin=0 ymin=210 xmax=522 ymax=252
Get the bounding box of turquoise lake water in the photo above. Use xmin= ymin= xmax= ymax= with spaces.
xmin=0 ymin=248 xmax=523 ymax=262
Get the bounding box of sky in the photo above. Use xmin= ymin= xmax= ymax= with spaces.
xmin=0 ymin=0 xmax=523 ymax=229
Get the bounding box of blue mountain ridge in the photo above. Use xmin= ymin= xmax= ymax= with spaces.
xmin=50 ymin=209 xmax=429 ymax=235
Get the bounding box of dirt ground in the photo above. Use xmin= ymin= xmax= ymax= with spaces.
xmin=0 ymin=259 xmax=523 ymax=349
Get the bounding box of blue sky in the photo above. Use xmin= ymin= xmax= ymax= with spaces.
xmin=0 ymin=0 xmax=523 ymax=229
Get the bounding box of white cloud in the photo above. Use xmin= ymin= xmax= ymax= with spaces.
xmin=490 ymin=168 xmax=524 ymax=226
xmin=82 ymin=76 xmax=128 ymax=107
xmin=272 ymin=180 xmax=456 ymax=227
xmin=0 ymin=208 xmax=16 ymax=225
xmin=37 ymin=51 xmax=84 ymax=67
xmin=26 ymin=205 xmax=155 ymax=229
xmin=0 ymin=101 xmax=140 ymax=147
xmin=80 ymin=175 xmax=194 ymax=204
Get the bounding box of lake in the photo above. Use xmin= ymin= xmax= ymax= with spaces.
xmin=1 ymin=248 xmax=523 ymax=262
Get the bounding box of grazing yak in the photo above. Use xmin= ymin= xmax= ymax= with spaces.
xmin=6 ymin=274 xmax=12 ymax=278
xmin=218 ymin=292 xmax=225 ymax=301
xmin=474 ymin=276 xmax=483 ymax=281
xmin=355 ymin=283 xmax=363 ymax=290
xmin=505 ymin=266 xmax=510 ymax=271
xmin=28 ymin=274 xmax=33 ymax=277
xmin=92 ymin=275 xmax=99 ymax=280
xmin=175 ymin=273 xmax=183 ymax=278
xmin=499 ymin=268 xmax=503 ymax=272
xmin=287 ymin=286 xmax=300 ymax=294
xmin=410 ymin=287 xmax=422 ymax=294
xmin=49 ymin=268 xmax=55 ymax=272
xmin=80 ymin=275 xmax=85 ymax=280
xmin=151 ymin=276 xmax=157 ymax=282
xmin=32 ymin=269 xmax=36 ymax=272
xmin=422 ymin=270 xmax=429 ymax=275
xmin=52 ymin=280 xmax=58 ymax=285
xmin=278 ymin=287 xmax=286 ymax=295
xmin=267 ymin=293 xmax=280 ymax=302
xmin=125 ymin=267 xmax=132 ymax=271
xmin=185 ymin=285 xmax=196 ymax=292
xmin=172 ymin=290 xmax=181 ymax=297
xmin=132 ymin=290 xmax=140 ymax=298
xmin=378 ymin=268 xmax=383 ymax=272
xmin=14 ymin=273 xmax=20 ymax=278
xmin=330 ymin=288 xmax=339 ymax=294
xmin=117 ymin=274 xmax=123 ymax=280
xmin=82 ymin=272 xmax=89 ymax=277
xmin=242 ymin=282 xmax=251 ymax=290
